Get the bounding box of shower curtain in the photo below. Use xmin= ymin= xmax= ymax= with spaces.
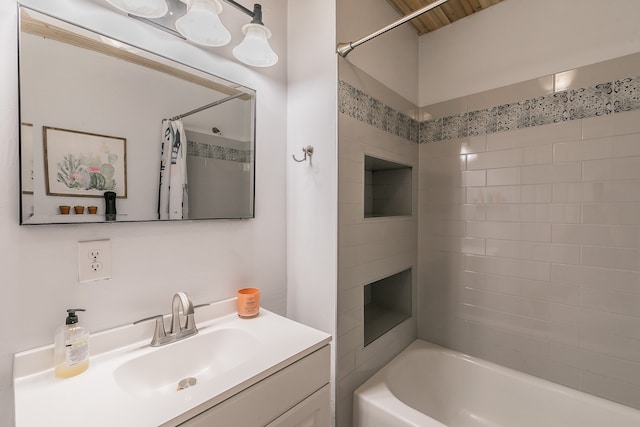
xmin=159 ymin=119 xmax=189 ymax=220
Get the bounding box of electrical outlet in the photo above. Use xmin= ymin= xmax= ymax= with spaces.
xmin=78 ymin=240 xmax=112 ymax=283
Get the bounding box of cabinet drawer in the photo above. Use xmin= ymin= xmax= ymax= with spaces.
xmin=266 ymin=384 xmax=330 ymax=427
xmin=180 ymin=345 xmax=330 ymax=427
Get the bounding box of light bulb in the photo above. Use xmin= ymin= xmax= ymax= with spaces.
xmin=232 ymin=23 xmax=278 ymax=67
xmin=175 ymin=0 xmax=231 ymax=47
xmin=105 ymin=0 xmax=168 ymax=19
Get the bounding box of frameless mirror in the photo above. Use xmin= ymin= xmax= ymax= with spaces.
xmin=18 ymin=7 xmax=255 ymax=224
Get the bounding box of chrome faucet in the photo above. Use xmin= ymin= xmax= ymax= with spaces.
xmin=135 ymin=292 xmax=198 ymax=347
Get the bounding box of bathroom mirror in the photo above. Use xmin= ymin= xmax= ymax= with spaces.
xmin=18 ymin=7 xmax=255 ymax=224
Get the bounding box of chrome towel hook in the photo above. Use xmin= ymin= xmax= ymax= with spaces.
xmin=292 ymin=145 xmax=314 ymax=163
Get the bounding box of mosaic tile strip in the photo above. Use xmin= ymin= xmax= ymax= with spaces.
xmin=187 ymin=140 xmax=252 ymax=163
xmin=420 ymin=75 xmax=640 ymax=143
xmin=338 ymin=80 xmax=420 ymax=143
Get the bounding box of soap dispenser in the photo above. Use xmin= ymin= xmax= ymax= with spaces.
xmin=54 ymin=309 xmax=89 ymax=378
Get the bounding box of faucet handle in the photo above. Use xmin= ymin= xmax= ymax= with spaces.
xmin=133 ymin=314 xmax=167 ymax=346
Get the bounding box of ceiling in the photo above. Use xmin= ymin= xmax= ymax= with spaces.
xmin=385 ymin=0 xmax=504 ymax=36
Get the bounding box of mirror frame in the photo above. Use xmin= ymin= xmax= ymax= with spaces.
xmin=18 ymin=6 xmax=257 ymax=225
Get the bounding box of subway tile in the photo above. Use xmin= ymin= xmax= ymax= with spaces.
xmin=464 ymin=319 xmax=551 ymax=358
xmin=579 ymin=307 xmax=640 ymax=341
xmin=461 ymin=170 xmax=486 ymax=187
xmin=485 ymin=204 xmax=520 ymax=222
xmin=520 ymin=162 xmax=581 ymax=184
xmin=551 ymin=264 xmax=640 ymax=294
xmin=582 ymin=202 xmax=640 ymax=225
xmin=582 ymin=156 xmax=640 ymax=181
xmin=582 ymin=109 xmax=640 ymax=139
xmin=485 ymin=239 xmax=580 ymax=264
xmin=581 ymin=371 xmax=640 ymax=410
xmin=461 ymin=304 xmax=579 ymax=346
xmin=552 ymin=224 xmax=640 ymax=248
xmin=461 ymin=270 xmax=579 ymax=305
xmin=581 ymin=287 xmax=640 ymax=318
xmin=487 ymin=119 xmax=581 ymax=151
xmin=550 ymin=343 xmax=640 ymax=388
xmin=582 ymin=328 xmax=640 ymax=363
xmin=555 ymin=134 xmax=640 ymax=163
xmin=467 ymin=221 xmax=551 ymax=242
xmin=466 ymin=145 xmax=551 ymax=170
xmin=466 ymin=186 xmax=520 ymax=204
xmin=486 ymin=167 xmax=521 ymax=186
xmin=465 ymin=254 xmax=550 ymax=281
xmin=548 ymin=303 xmax=581 ymax=326
xmin=462 ymin=287 xmax=553 ymax=321
xmin=581 ymin=246 xmax=640 ymax=271
xmin=520 ymin=184 xmax=552 ymax=203
xmin=553 ymin=180 xmax=640 ymax=203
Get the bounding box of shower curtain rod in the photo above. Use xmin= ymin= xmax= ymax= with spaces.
xmin=169 ymin=92 xmax=246 ymax=121
xmin=336 ymin=0 xmax=451 ymax=57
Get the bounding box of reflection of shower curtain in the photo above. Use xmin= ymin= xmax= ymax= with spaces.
xmin=159 ymin=119 xmax=188 ymax=219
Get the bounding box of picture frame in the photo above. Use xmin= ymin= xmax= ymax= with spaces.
xmin=43 ymin=126 xmax=127 ymax=198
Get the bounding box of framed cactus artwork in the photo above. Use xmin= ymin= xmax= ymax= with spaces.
xmin=43 ymin=126 xmax=127 ymax=198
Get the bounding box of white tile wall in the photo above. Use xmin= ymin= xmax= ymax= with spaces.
xmin=337 ymin=112 xmax=418 ymax=425
xmin=419 ymin=108 xmax=640 ymax=410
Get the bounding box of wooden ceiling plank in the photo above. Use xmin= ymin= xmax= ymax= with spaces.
xmin=432 ymin=8 xmax=451 ymax=26
xmin=458 ymin=0 xmax=476 ymax=15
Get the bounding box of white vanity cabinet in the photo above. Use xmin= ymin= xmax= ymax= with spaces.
xmin=177 ymin=345 xmax=331 ymax=427
xmin=14 ymin=299 xmax=332 ymax=427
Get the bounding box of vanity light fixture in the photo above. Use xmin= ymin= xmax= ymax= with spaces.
xmin=175 ymin=0 xmax=231 ymax=47
xmin=104 ymin=0 xmax=278 ymax=67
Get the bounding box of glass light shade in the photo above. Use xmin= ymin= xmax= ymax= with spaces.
xmin=232 ymin=23 xmax=278 ymax=68
xmin=175 ymin=0 xmax=231 ymax=47
xmin=105 ymin=0 xmax=168 ymax=18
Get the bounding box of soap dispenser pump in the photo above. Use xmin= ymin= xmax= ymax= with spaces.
xmin=54 ymin=308 xmax=90 ymax=378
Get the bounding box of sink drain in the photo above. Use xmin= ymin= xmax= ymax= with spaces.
xmin=177 ymin=377 xmax=197 ymax=391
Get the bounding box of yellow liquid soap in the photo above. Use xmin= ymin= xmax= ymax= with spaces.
xmin=55 ymin=358 xmax=89 ymax=378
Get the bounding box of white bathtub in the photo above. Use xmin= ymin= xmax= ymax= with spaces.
xmin=354 ymin=340 xmax=640 ymax=427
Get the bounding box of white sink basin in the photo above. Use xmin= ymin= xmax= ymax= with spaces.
xmin=113 ymin=328 xmax=258 ymax=396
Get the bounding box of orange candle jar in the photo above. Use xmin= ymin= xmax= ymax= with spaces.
xmin=237 ymin=288 xmax=260 ymax=319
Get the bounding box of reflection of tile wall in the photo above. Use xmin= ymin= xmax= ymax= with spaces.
xmin=421 ymin=76 xmax=640 ymax=143
xmin=187 ymin=141 xmax=252 ymax=163
xmin=338 ymin=80 xmax=419 ymax=143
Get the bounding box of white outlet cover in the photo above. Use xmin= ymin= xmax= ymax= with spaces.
xmin=78 ymin=240 xmax=112 ymax=283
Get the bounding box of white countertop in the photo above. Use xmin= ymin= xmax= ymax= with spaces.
xmin=14 ymin=298 xmax=331 ymax=427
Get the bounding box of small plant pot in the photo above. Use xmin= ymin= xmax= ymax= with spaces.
xmin=87 ymin=206 xmax=98 ymax=214
xmin=59 ymin=205 xmax=71 ymax=215
xmin=74 ymin=206 xmax=85 ymax=214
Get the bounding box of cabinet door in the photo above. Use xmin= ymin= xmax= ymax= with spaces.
xmin=266 ymin=384 xmax=330 ymax=427
xmin=178 ymin=346 xmax=330 ymax=427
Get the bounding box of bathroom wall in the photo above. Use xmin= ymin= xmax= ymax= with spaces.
xmin=0 ymin=0 xmax=288 ymax=425
xmin=418 ymin=0 xmax=640 ymax=105
xmin=335 ymin=1 xmax=420 ymax=425
xmin=418 ymin=54 xmax=640 ymax=409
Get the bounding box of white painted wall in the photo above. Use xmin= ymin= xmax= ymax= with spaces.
xmin=286 ymin=1 xmax=337 ymax=340
xmin=419 ymin=0 xmax=640 ymax=106
xmin=286 ymin=0 xmax=338 ymax=423
xmin=0 ymin=0 xmax=288 ymax=425
xmin=337 ymin=0 xmax=419 ymax=105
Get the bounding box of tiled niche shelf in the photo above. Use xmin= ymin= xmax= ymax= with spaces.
xmin=364 ymin=268 xmax=412 ymax=347
xmin=364 ymin=155 xmax=412 ymax=218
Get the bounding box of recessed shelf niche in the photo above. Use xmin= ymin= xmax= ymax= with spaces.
xmin=364 ymin=155 xmax=412 ymax=218
xmin=364 ymin=268 xmax=412 ymax=346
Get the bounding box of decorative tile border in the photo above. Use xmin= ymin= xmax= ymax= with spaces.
xmin=187 ymin=140 xmax=252 ymax=163
xmin=339 ymin=76 xmax=640 ymax=145
xmin=420 ymin=76 xmax=640 ymax=144
xmin=338 ymin=80 xmax=420 ymax=143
